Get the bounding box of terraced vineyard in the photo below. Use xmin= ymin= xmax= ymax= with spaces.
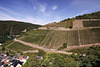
xmin=19 ymin=30 xmax=51 ymax=44
xmin=44 ymin=31 xmax=69 ymax=49
xmin=83 ymin=21 xmax=100 ymax=27
xmin=7 ymin=42 xmax=35 ymax=51
xmin=67 ymin=31 xmax=79 ymax=46
xmin=17 ymin=28 xmax=100 ymax=49
xmin=79 ymin=28 xmax=100 ymax=45
xmin=57 ymin=21 xmax=65 ymax=27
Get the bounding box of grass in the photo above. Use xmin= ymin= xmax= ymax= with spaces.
xmin=67 ymin=31 xmax=79 ymax=46
xmin=83 ymin=21 xmax=100 ymax=27
xmin=7 ymin=42 xmax=34 ymax=51
xmin=19 ymin=30 xmax=50 ymax=44
xmin=79 ymin=28 xmax=100 ymax=45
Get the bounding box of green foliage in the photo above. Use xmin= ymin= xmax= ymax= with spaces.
xmin=22 ymin=56 xmax=41 ymax=67
xmin=38 ymin=49 xmax=46 ymax=56
xmin=1 ymin=40 xmax=13 ymax=48
xmin=0 ymin=20 xmax=41 ymax=43
xmin=75 ymin=11 xmax=100 ymax=19
xmin=1 ymin=47 xmax=5 ymax=51
xmin=41 ymin=52 xmax=79 ymax=67
xmin=58 ymin=42 xmax=67 ymax=50
xmin=69 ymin=45 xmax=100 ymax=67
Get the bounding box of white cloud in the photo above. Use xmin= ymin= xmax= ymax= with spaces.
xmin=24 ymin=17 xmax=44 ymax=24
xmin=40 ymin=4 xmax=46 ymax=12
xmin=0 ymin=11 xmax=19 ymax=20
xmin=0 ymin=11 xmax=44 ymax=25
xmin=0 ymin=6 xmax=21 ymax=16
xmin=52 ymin=5 xmax=57 ymax=10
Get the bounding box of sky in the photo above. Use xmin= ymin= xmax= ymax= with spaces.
xmin=0 ymin=0 xmax=100 ymax=25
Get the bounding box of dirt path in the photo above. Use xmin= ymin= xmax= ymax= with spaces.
xmin=13 ymin=39 xmax=100 ymax=55
xmin=23 ymin=50 xmax=39 ymax=53
xmin=5 ymin=42 xmax=15 ymax=48
xmin=14 ymin=39 xmax=73 ymax=55
xmin=78 ymin=28 xmax=81 ymax=46
xmin=63 ymin=43 xmax=100 ymax=51
xmin=40 ymin=30 xmax=52 ymax=45
xmin=43 ymin=30 xmax=54 ymax=47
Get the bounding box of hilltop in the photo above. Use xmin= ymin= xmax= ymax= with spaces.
xmin=44 ymin=11 xmax=100 ymax=28
xmin=0 ymin=20 xmax=41 ymax=43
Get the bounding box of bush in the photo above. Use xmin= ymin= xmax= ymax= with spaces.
xmin=38 ymin=49 xmax=46 ymax=56
xmin=58 ymin=42 xmax=67 ymax=50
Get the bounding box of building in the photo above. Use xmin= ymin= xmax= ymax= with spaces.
xmin=0 ymin=54 xmax=29 ymax=67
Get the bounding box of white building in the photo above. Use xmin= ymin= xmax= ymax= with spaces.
xmin=0 ymin=43 xmax=2 ymax=46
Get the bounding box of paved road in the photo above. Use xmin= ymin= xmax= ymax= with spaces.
xmin=14 ymin=39 xmax=73 ymax=55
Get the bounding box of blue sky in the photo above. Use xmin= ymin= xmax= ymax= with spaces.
xmin=0 ymin=0 xmax=100 ymax=25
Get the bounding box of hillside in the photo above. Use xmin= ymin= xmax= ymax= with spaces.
xmin=75 ymin=11 xmax=100 ymax=19
xmin=0 ymin=20 xmax=41 ymax=43
xmin=44 ymin=11 xmax=100 ymax=28
xmin=2 ymin=11 xmax=100 ymax=50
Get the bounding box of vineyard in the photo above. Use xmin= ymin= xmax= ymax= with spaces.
xmin=83 ymin=21 xmax=100 ymax=27
xmin=79 ymin=28 xmax=100 ymax=45
xmin=19 ymin=30 xmax=50 ymax=44
xmin=44 ymin=31 xmax=69 ymax=49
xmin=7 ymin=42 xmax=35 ymax=51
xmin=67 ymin=31 xmax=79 ymax=46
xmin=17 ymin=28 xmax=100 ymax=49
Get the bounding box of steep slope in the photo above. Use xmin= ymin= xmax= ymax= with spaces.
xmin=0 ymin=20 xmax=41 ymax=43
xmin=75 ymin=11 xmax=100 ymax=19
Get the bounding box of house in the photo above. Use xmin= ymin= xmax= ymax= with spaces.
xmin=22 ymin=29 xmax=27 ymax=32
xmin=36 ymin=56 xmax=43 ymax=60
xmin=20 ymin=56 xmax=29 ymax=64
xmin=0 ymin=43 xmax=2 ymax=46
xmin=0 ymin=54 xmax=29 ymax=67
xmin=10 ymin=60 xmax=23 ymax=67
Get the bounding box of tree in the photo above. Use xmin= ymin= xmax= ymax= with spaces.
xmin=38 ymin=49 xmax=46 ymax=56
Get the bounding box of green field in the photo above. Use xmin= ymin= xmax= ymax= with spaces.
xmin=83 ymin=21 xmax=100 ymax=27
xmin=19 ymin=30 xmax=50 ymax=44
xmin=79 ymin=28 xmax=100 ymax=45
xmin=7 ymin=42 xmax=34 ymax=51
